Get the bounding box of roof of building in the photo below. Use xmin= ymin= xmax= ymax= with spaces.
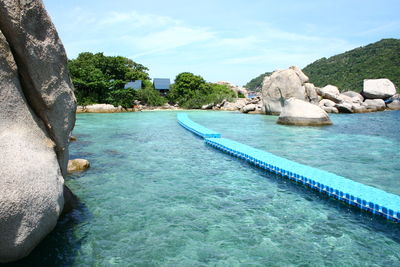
xmin=124 ymin=80 xmax=142 ymax=90
xmin=153 ymin=78 xmax=171 ymax=90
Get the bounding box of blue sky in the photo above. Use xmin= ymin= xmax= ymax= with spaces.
xmin=43 ymin=0 xmax=399 ymax=86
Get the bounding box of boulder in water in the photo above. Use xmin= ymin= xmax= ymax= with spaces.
xmin=277 ymin=98 xmax=332 ymax=126
xmin=0 ymin=1 xmax=75 ymax=262
xmin=261 ymin=66 xmax=317 ymax=115
xmin=67 ymin=159 xmax=90 ymax=173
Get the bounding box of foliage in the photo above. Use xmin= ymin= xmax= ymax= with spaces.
xmin=168 ymin=72 xmax=236 ymax=108
xmin=168 ymin=72 xmax=206 ymax=104
xmin=244 ymin=72 xmax=272 ymax=91
xmin=105 ymin=88 xmax=137 ymax=108
xmin=302 ymin=38 xmax=400 ymax=92
xmin=136 ymin=81 xmax=167 ymax=106
xmin=68 ymin=52 xmax=150 ymax=105
xmin=238 ymin=92 xmax=245 ymax=98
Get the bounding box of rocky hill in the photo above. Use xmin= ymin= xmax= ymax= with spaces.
xmin=245 ymin=39 xmax=400 ymax=93
xmin=303 ymin=38 xmax=400 ymax=92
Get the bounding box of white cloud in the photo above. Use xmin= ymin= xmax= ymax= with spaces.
xmin=99 ymin=11 xmax=180 ymax=28
xmin=52 ymin=6 xmax=359 ymax=85
xmin=133 ymin=26 xmax=214 ymax=53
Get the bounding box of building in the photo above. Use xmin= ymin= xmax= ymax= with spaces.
xmin=124 ymin=80 xmax=142 ymax=90
xmin=153 ymin=78 xmax=171 ymax=95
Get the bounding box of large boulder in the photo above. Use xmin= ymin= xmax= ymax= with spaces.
xmin=261 ymin=66 xmax=317 ymax=115
xmin=319 ymin=99 xmax=339 ymax=113
xmin=387 ymin=99 xmax=400 ymax=110
xmin=342 ymin=91 xmax=364 ymax=102
xmin=277 ymin=98 xmax=332 ymax=126
xmin=241 ymin=104 xmax=256 ymax=113
xmin=316 ymin=85 xmax=342 ymax=103
xmin=304 ymin=83 xmax=319 ymax=104
xmin=0 ymin=1 xmax=76 ymax=262
xmin=0 ymin=1 xmax=76 ymax=176
xmin=319 ymin=99 xmax=336 ymax=108
xmin=318 ymin=85 xmax=340 ymax=96
xmin=364 ymin=99 xmax=386 ymax=111
xmin=362 ymin=79 xmax=396 ymax=99
xmin=0 ymin=32 xmax=64 ymax=263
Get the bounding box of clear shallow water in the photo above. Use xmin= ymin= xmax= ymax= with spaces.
xmin=8 ymin=110 xmax=400 ymax=266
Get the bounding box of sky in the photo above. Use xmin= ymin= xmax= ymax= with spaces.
xmin=43 ymin=0 xmax=399 ymax=86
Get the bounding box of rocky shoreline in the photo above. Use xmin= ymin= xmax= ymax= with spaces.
xmin=76 ymin=68 xmax=399 ymax=118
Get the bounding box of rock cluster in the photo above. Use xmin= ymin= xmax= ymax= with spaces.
xmin=0 ymin=1 xmax=75 ymax=263
xmin=261 ymin=67 xmax=398 ymax=116
xmin=316 ymin=79 xmax=398 ymax=113
xmin=201 ymin=95 xmax=264 ymax=114
xmin=77 ymin=104 xmax=125 ymax=113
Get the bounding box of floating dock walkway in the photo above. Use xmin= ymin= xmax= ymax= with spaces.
xmin=177 ymin=113 xmax=400 ymax=223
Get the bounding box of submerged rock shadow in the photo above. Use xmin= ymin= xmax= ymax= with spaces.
xmin=3 ymin=201 xmax=92 ymax=267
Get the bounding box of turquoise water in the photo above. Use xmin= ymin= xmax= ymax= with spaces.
xmin=9 ymin=110 xmax=400 ymax=266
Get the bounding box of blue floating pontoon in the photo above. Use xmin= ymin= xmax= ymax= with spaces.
xmin=177 ymin=113 xmax=400 ymax=223
xmin=177 ymin=113 xmax=221 ymax=138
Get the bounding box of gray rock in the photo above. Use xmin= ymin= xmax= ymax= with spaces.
xmin=342 ymin=91 xmax=364 ymax=102
xmin=62 ymin=185 xmax=79 ymax=215
xmin=387 ymin=99 xmax=400 ymax=110
xmin=364 ymin=99 xmax=386 ymax=111
xmin=0 ymin=1 xmax=76 ymax=262
xmin=304 ymin=83 xmax=319 ymax=104
xmin=84 ymin=104 xmax=123 ymax=113
xmin=362 ymin=79 xmax=396 ymax=99
xmin=321 ymin=106 xmax=339 ymax=113
xmin=316 ymin=85 xmax=341 ymax=103
xmin=0 ymin=0 xmax=76 ymax=176
xmin=241 ymin=104 xmax=256 ymax=113
xmin=317 ymin=85 xmax=340 ymax=96
xmin=352 ymin=104 xmax=368 ymax=113
xmin=277 ymin=98 xmax=332 ymax=126
xmin=201 ymin=103 xmax=214 ymax=110
xmin=261 ymin=66 xmax=317 ymax=115
xmin=67 ymin=159 xmax=90 ymax=173
xmin=335 ymin=102 xmax=353 ymax=113
xmin=220 ymin=98 xmax=246 ymax=111
xmin=338 ymin=94 xmax=354 ymax=104
xmin=319 ymin=99 xmax=336 ymax=108
xmin=0 ymin=32 xmax=64 ymax=263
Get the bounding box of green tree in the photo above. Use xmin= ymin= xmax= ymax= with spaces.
xmin=106 ymin=88 xmax=137 ymax=108
xmin=169 ymin=72 xmax=235 ymax=108
xmin=136 ymin=80 xmax=167 ymax=106
xmin=168 ymin=72 xmax=206 ymax=104
xmin=68 ymin=52 xmax=150 ymax=105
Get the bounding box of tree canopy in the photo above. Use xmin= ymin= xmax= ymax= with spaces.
xmin=168 ymin=72 xmax=236 ymax=108
xmin=68 ymin=52 xmax=152 ymax=106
